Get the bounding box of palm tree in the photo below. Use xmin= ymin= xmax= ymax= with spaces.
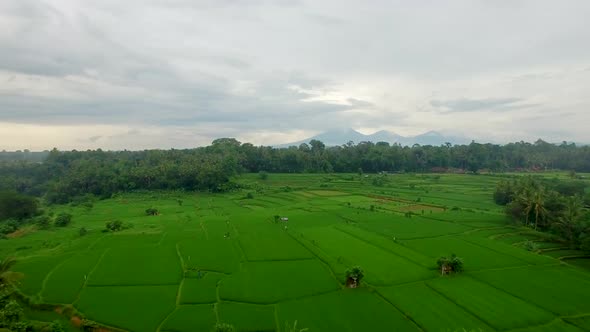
xmin=531 ymin=190 xmax=548 ymax=231
xmin=518 ymin=188 xmax=547 ymax=230
xmin=554 ymin=196 xmax=584 ymax=247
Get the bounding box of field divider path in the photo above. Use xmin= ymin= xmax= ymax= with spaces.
xmin=469 ymin=272 xmax=562 ymax=318
xmin=372 ymin=288 xmax=425 ymax=332
xmin=286 ymin=231 xmax=344 ymax=289
xmin=459 ymin=237 xmax=542 ymax=266
xmin=157 ymin=232 xmax=168 ymax=246
xmin=423 ymin=281 xmax=498 ymax=330
xmin=39 ymin=254 xmax=76 ymax=300
xmin=73 ymin=248 xmax=110 ymax=305
xmin=333 ymin=225 xmax=431 ymax=268
xmin=467 ymin=262 xmax=560 ymax=274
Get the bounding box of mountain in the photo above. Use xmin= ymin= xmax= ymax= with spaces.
xmin=277 ymin=128 xmax=469 ymax=147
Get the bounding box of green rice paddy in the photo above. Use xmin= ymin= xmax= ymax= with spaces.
xmin=5 ymin=173 xmax=590 ymax=331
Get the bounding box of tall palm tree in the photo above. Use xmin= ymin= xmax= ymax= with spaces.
xmin=554 ymin=196 xmax=584 ymax=246
xmin=532 ymin=190 xmax=548 ymax=231
xmin=518 ymin=187 xmax=547 ymax=230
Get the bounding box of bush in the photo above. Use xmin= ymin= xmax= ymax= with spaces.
xmin=0 ymin=220 xmax=18 ymax=235
xmin=245 ymin=192 xmax=254 ymax=199
xmin=49 ymin=320 xmax=65 ymax=332
xmin=34 ymin=215 xmax=52 ymax=229
xmin=54 ymin=213 xmax=72 ymax=227
xmin=437 ymin=254 xmax=464 ymax=274
xmin=79 ymin=227 xmax=88 ymax=236
xmin=105 ymin=220 xmax=123 ymax=232
xmin=258 ymin=171 xmax=268 ymax=180
xmin=145 ymin=208 xmax=159 ymax=216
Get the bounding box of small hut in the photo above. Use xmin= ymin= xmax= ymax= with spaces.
xmin=346 ymin=277 xmax=359 ymax=288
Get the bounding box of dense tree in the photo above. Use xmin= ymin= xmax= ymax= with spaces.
xmin=496 ymin=176 xmax=590 ymax=248
xmin=0 ymin=192 xmax=38 ymax=221
xmin=2 ymin=138 xmax=590 ymax=204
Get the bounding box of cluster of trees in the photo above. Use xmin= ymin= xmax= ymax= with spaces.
xmin=2 ymin=138 xmax=590 ymax=204
xmin=494 ymin=177 xmax=590 ymax=249
xmin=0 ymin=258 xmax=66 ymax=332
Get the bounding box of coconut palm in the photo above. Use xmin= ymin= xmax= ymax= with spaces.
xmin=518 ymin=188 xmax=547 ymax=230
xmin=554 ymin=196 xmax=584 ymax=246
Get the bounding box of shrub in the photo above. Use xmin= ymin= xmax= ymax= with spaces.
xmin=54 ymin=213 xmax=72 ymax=227
xmin=0 ymin=221 xmax=18 ymax=235
xmin=245 ymin=192 xmax=254 ymax=199
xmin=258 ymin=171 xmax=269 ymax=180
xmin=79 ymin=227 xmax=88 ymax=236
xmin=49 ymin=320 xmax=65 ymax=332
xmin=345 ymin=266 xmax=364 ymax=284
xmin=34 ymin=215 xmax=52 ymax=229
xmin=105 ymin=220 xmax=123 ymax=232
xmin=437 ymin=254 xmax=464 ymax=274
xmin=145 ymin=208 xmax=159 ymax=216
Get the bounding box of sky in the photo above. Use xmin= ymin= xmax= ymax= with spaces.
xmin=1 ymin=0 xmax=590 ymax=150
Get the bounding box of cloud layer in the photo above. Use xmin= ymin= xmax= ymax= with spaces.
xmin=1 ymin=0 xmax=590 ymax=150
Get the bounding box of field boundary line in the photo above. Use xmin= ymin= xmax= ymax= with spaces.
xmin=85 ymin=282 xmax=181 ymax=288
xmin=245 ymin=257 xmax=317 ymax=263
xmin=175 ymin=243 xmax=186 ymax=272
xmin=156 ymin=306 xmax=176 ymax=332
xmin=372 ymin=288 xmax=425 ymax=332
xmin=469 ymin=273 xmax=564 ymax=318
xmin=273 ymin=304 xmax=280 ymax=332
xmin=176 ymin=278 xmax=184 ymax=306
xmin=467 ymin=262 xmax=559 ymax=273
xmin=72 ymin=248 xmax=109 ymax=305
xmin=458 ymin=236 xmax=535 ymax=266
xmin=219 ymin=289 xmax=342 ymax=306
xmin=157 ymin=232 xmax=168 ymax=246
xmin=333 ymin=225 xmax=431 ymax=268
xmin=38 ymin=254 xmax=76 ymax=300
xmin=286 ymin=231 xmax=343 ymax=288
xmin=424 ymin=281 xmax=498 ymax=330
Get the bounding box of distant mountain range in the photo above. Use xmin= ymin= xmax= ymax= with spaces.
xmin=277 ymin=128 xmax=470 ymax=147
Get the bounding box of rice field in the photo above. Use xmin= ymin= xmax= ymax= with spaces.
xmin=5 ymin=172 xmax=590 ymax=332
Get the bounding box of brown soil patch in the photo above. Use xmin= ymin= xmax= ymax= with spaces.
xmin=71 ymin=316 xmax=82 ymax=327
xmin=7 ymin=226 xmax=35 ymax=239
xmin=398 ymin=204 xmax=445 ymax=212
xmin=54 ymin=306 xmax=63 ymax=314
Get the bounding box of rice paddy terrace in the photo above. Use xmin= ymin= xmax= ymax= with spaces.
xmin=3 ymin=173 xmax=590 ymax=332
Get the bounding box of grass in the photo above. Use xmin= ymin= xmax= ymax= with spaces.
xmin=87 ymin=245 xmax=182 ymax=286
xmin=219 ymin=260 xmax=339 ymax=303
xmin=160 ymin=305 xmax=217 ymax=332
xmin=470 ymin=265 xmax=590 ymax=316
xmin=75 ymin=285 xmax=178 ymax=332
xmin=2 ymin=172 xmax=589 ymax=332
xmin=277 ymin=289 xmax=421 ymax=332
xmin=217 ymin=302 xmax=277 ymax=332
xmin=427 ymin=276 xmax=555 ymax=330
xmin=377 ymin=282 xmax=493 ymax=331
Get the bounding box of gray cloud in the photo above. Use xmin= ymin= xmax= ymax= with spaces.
xmin=0 ymin=0 xmax=589 ymax=149
xmin=430 ymin=98 xmax=527 ymax=113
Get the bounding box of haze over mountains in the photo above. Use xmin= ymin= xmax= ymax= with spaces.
xmin=278 ymin=128 xmax=470 ymax=147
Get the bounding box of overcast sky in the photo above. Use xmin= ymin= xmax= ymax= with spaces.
xmin=1 ymin=0 xmax=590 ymax=150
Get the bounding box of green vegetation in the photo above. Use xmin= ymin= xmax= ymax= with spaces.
xmin=0 ymin=171 xmax=588 ymax=331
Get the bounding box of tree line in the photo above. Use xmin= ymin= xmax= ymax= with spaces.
xmin=1 ymin=138 xmax=590 ymax=204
